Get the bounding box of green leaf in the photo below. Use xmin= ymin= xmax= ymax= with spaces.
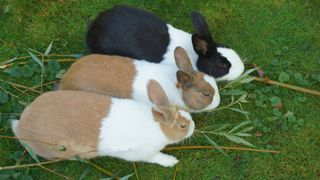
xmin=79 ymin=166 xmax=91 ymax=180
xmin=239 ymin=126 xmax=254 ymax=133
xmin=4 ymin=65 xmax=23 ymax=78
xmin=55 ymin=69 xmax=65 ymax=79
xmin=119 ymin=173 xmax=134 ymax=180
xmin=213 ymin=123 xmax=230 ymax=132
xmin=288 ymin=114 xmax=296 ymax=123
xmin=4 ymin=5 xmax=11 ymax=14
xmin=297 ymin=119 xmax=304 ymax=126
xmin=0 ymin=91 xmax=9 ymax=104
xmin=263 ymin=127 xmax=271 ymax=133
xmin=47 ymin=60 xmax=60 ymax=71
xmin=293 ymin=73 xmax=308 ymax=85
xmin=229 ymin=108 xmax=250 ymax=115
xmin=235 ymin=133 xmax=252 ymax=137
xmin=238 ymin=94 xmax=248 ymax=103
xmin=10 ymin=150 xmax=24 ymax=161
xmin=21 ymin=64 xmax=35 ymax=78
xmin=221 ymin=89 xmax=247 ymax=96
xmin=28 ymin=51 xmax=43 ymax=68
xmin=202 ymin=123 xmax=226 ymax=131
xmin=242 ymin=68 xmax=257 ymax=76
xmin=239 ymin=76 xmax=255 ymax=84
xmin=203 ymin=134 xmax=228 ymax=156
xmin=296 ymin=96 xmax=307 ymax=103
xmin=225 ymin=135 xmax=255 ymax=147
xmin=44 ymin=41 xmax=53 ymax=56
xmin=22 ymin=142 xmax=40 ymax=162
xmin=270 ymin=96 xmax=281 ymax=106
xmin=278 ymin=72 xmax=289 ymax=83
xmin=228 ymin=120 xmax=251 ymax=133
xmin=272 ymin=109 xmax=282 ymax=117
xmin=21 ymin=175 xmax=33 ymax=180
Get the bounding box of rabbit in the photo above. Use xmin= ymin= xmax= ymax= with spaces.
xmin=59 ymin=47 xmax=220 ymax=113
xmin=11 ymin=80 xmax=195 ymax=167
xmin=86 ymin=5 xmax=244 ymax=81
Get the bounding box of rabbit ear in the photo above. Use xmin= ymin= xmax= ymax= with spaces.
xmin=191 ymin=34 xmax=212 ymax=56
xmin=147 ymin=80 xmax=172 ymax=123
xmin=147 ymin=79 xmax=170 ymax=108
xmin=174 ymin=47 xmax=194 ymax=72
xmin=191 ymin=11 xmax=212 ymax=40
xmin=176 ymin=70 xmax=194 ymax=88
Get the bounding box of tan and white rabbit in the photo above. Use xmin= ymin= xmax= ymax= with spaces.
xmin=11 ymin=80 xmax=195 ymax=167
xmin=60 ymin=47 xmax=220 ymax=112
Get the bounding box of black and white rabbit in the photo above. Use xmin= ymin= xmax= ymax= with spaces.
xmin=86 ymin=5 xmax=244 ymax=81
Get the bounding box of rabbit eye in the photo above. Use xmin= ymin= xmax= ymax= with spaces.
xmin=218 ymin=62 xmax=227 ymax=68
xmin=201 ymin=92 xmax=211 ymax=97
xmin=180 ymin=124 xmax=187 ymax=129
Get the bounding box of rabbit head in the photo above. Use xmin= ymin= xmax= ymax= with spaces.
xmin=191 ymin=11 xmax=244 ymax=81
xmin=174 ymin=47 xmax=220 ymax=112
xmin=147 ymin=79 xmax=195 ymax=142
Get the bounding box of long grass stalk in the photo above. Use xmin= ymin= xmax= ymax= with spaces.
xmin=165 ymin=145 xmax=280 ymax=154
xmin=253 ymin=77 xmax=320 ymax=96
xmin=0 ymin=159 xmax=62 ymax=171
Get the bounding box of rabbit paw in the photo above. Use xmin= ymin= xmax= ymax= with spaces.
xmin=149 ymin=152 xmax=178 ymax=167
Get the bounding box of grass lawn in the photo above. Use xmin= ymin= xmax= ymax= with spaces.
xmin=1 ymin=0 xmax=320 ymax=179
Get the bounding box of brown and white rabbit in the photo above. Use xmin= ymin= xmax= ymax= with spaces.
xmin=59 ymin=47 xmax=220 ymax=113
xmin=11 ymin=80 xmax=195 ymax=167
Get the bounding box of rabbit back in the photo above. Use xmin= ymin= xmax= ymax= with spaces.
xmin=13 ymin=90 xmax=112 ymax=159
xmin=86 ymin=5 xmax=169 ymax=62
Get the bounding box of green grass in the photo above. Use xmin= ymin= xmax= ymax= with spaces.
xmin=1 ymin=0 xmax=320 ymax=179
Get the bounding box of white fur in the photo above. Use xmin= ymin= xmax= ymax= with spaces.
xmin=11 ymin=120 xmax=19 ymax=135
xmin=98 ymin=98 xmax=194 ymax=167
xmin=162 ymin=24 xmax=198 ymax=70
xmin=162 ymin=24 xmax=244 ymax=81
xmin=132 ymin=60 xmax=184 ymax=109
xmin=131 ymin=60 xmax=219 ymax=113
xmin=215 ymin=47 xmax=245 ymax=81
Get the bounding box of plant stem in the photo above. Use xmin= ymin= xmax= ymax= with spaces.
xmin=0 ymin=159 xmax=62 ymax=171
xmin=38 ymin=165 xmax=73 ymax=180
xmin=253 ymin=77 xmax=320 ymax=96
xmin=172 ymin=164 xmax=179 ymax=180
xmin=164 ymin=145 xmax=280 ymax=154
xmin=86 ymin=160 xmax=119 ymax=179
xmin=133 ymin=162 xmax=140 ymax=180
xmin=0 ymin=79 xmax=41 ymax=94
xmin=195 ymin=130 xmax=225 ymax=136
xmin=0 ymin=85 xmax=19 ymax=99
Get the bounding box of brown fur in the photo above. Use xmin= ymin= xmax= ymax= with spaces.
xmin=159 ymin=111 xmax=190 ymax=141
xmin=174 ymin=47 xmax=215 ymax=110
xmin=15 ymin=90 xmax=111 ymax=160
xmin=193 ymin=37 xmax=208 ymax=54
xmin=60 ymin=54 xmax=136 ymax=98
xmin=148 ymin=80 xmax=190 ymax=141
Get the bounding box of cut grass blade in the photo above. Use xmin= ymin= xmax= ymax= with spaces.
xmin=225 ymin=135 xmax=255 ymax=147
xmin=27 ymin=51 xmax=43 ymax=68
xmin=21 ymin=142 xmax=40 ymax=163
xmin=44 ymin=41 xmax=54 ymax=56
xmin=203 ymin=133 xmax=228 ymax=156
xmin=229 ymin=107 xmax=250 ymax=115
xmin=228 ymin=121 xmax=251 ymax=133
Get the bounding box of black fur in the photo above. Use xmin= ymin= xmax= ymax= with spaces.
xmin=86 ymin=6 xmax=233 ymax=78
xmin=190 ymin=12 xmax=231 ymax=77
xmin=86 ymin=5 xmax=169 ymax=62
